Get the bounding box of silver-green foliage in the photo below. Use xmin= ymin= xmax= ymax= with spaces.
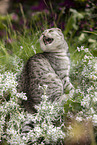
xmin=0 ymin=46 xmax=97 ymax=144
xmin=68 ymin=46 xmax=97 ymax=123
xmin=0 ymin=62 xmax=65 ymax=144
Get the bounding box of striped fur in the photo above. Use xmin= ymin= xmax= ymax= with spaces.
xmin=18 ymin=28 xmax=74 ymax=113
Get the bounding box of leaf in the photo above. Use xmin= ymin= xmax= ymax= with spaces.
xmin=64 ymin=15 xmax=75 ymax=36
xmin=64 ymin=9 xmax=84 ymax=36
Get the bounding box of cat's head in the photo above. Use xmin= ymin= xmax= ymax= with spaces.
xmin=39 ymin=28 xmax=68 ymax=52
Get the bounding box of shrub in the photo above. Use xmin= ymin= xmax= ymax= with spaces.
xmin=0 ymin=46 xmax=97 ymax=144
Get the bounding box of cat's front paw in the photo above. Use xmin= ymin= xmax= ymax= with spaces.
xmin=64 ymin=82 xmax=74 ymax=97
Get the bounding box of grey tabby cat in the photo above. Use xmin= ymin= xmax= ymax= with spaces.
xmin=18 ymin=28 xmax=74 ymax=113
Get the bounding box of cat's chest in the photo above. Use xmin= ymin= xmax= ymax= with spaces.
xmin=43 ymin=52 xmax=70 ymax=71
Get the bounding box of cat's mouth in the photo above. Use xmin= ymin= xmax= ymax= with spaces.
xmin=43 ymin=35 xmax=54 ymax=45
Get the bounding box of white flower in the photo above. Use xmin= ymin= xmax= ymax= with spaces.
xmin=87 ymin=86 xmax=94 ymax=93
xmin=89 ymin=74 xmax=97 ymax=80
xmin=92 ymin=114 xmax=97 ymax=125
xmin=46 ymin=125 xmax=65 ymax=142
xmin=77 ymin=47 xmax=80 ymax=52
xmin=41 ymin=94 xmax=49 ymax=101
xmin=93 ymin=93 xmax=97 ymax=102
xmin=84 ymin=55 xmax=89 ymax=60
xmin=38 ymin=142 xmax=45 ymax=145
xmin=20 ymin=46 xmax=23 ymax=51
xmin=34 ymin=126 xmax=43 ymax=138
xmin=75 ymin=116 xmax=82 ymax=122
xmin=12 ymin=88 xmax=17 ymax=95
xmin=16 ymin=92 xmax=27 ymax=100
xmin=84 ymin=48 xmax=89 ymax=52
xmin=41 ymin=121 xmax=48 ymax=129
xmin=6 ymin=128 xmax=17 ymax=135
xmin=81 ymin=95 xmax=90 ymax=108
xmin=89 ymin=107 xmax=95 ymax=114
xmin=80 ymin=46 xmax=84 ymax=50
